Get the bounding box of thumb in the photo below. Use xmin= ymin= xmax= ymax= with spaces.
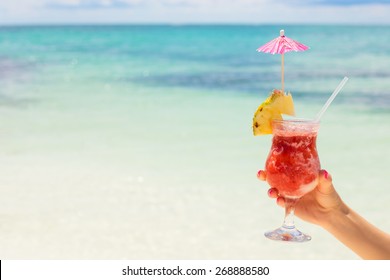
xmin=317 ymin=169 xmax=335 ymax=195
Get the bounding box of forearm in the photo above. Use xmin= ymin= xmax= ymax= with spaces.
xmin=322 ymin=204 xmax=390 ymax=260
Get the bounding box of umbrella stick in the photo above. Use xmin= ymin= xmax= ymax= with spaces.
xmin=281 ymin=53 xmax=285 ymax=92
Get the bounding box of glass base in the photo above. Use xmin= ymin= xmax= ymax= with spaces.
xmin=265 ymin=226 xmax=311 ymax=242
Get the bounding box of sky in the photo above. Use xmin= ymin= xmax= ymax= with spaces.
xmin=0 ymin=0 xmax=389 ymax=25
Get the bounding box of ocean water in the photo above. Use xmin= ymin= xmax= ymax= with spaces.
xmin=0 ymin=25 xmax=389 ymax=259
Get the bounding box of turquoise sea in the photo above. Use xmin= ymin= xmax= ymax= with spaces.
xmin=0 ymin=25 xmax=389 ymax=259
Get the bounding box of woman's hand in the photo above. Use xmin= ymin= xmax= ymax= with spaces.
xmin=258 ymin=169 xmax=390 ymax=259
xmin=257 ymin=169 xmax=348 ymax=228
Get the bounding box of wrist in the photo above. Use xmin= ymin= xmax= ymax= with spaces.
xmin=320 ymin=201 xmax=351 ymax=231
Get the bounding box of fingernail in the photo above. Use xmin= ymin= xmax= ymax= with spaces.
xmin=257 ymin=170 xmax=263 ymax=178
xmin=324 ymin=170 xmax=329 ymax=179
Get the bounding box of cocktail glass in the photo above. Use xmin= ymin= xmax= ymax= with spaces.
xmin=264 ymin=119 xmax=320 ymax=242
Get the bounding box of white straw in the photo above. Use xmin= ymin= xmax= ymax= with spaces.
xmin=315 ymin=76 xmax=349 ymax=121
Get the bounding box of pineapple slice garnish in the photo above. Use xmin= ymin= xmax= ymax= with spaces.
xmin=252 ymin=89 xmax=295 ymax=135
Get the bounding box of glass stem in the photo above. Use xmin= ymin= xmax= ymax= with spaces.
xmin=282 ymin=198 xmax=298 ymax=229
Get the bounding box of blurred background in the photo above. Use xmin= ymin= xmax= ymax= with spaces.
xmin=0 ymin=0 xmax=389 ymax=259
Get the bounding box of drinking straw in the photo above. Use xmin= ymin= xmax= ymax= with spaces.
xmin=315 ymin=76 xmax=349 ymax=121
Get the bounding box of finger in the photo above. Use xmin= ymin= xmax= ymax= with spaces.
xmin=276 ymin=196 xmax=285 ymax=207
xmin=267 ymin=188 xmax=279 ymax=198
xmin=317 ymin=169 xmax=334 ymax=195
xmin=257 ymin=170 xmax=266 ymax=181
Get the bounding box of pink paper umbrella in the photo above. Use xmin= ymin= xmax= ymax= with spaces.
xmin=257 ymin=29 xmax=309 ymax=92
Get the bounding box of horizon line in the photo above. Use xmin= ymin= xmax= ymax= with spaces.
xmin=1 ymin=22 xmax=389 ymax=27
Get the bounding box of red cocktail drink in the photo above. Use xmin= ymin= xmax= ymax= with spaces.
xmin=266 ymin=120 xmax=320 ymax=199
xmin=264 ymin=119 xmax=320 ymax=242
